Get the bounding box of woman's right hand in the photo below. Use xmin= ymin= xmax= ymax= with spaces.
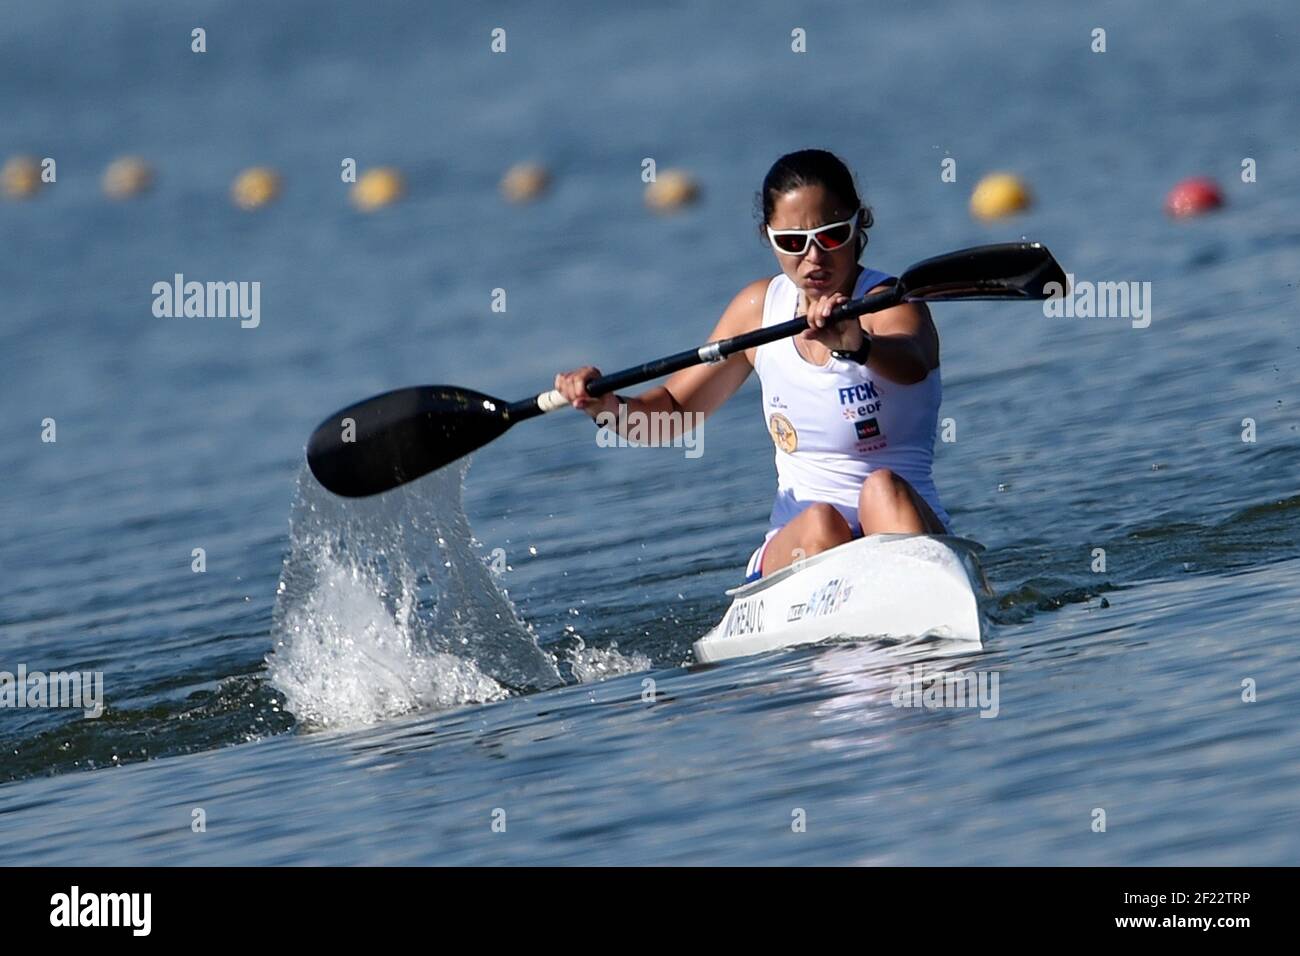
xmin=554 ymin=366 xmax=620 ymax=419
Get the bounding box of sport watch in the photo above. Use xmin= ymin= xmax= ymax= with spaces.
xmin=831 ymin=334 xmax=872 ymax=365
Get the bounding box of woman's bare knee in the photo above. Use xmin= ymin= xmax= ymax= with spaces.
xmin=859 ymin=468 xmax=900 ymax=503
xmin=858 ymin=469 xmax=931 ymax=534
xmin=800 ymin=503 xmax=853 ymax=552
xmin=762 ymin=503 xmax=852 ymax=575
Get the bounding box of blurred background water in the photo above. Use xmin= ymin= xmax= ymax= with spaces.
xmin=1 ymin=0 xmax=1297 ymax=864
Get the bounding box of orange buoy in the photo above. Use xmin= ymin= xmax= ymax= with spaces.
xmin=351 ymin=167 xmax=404 ymax=211
xmin=645 ymin=169 xmax=699 ymax=212
xmin=2 ymin=155 xmax=43 ymax=199
xmin=102 ymin=157 xmax=154 ymax=199
xmin=501 ymin=163 xmax=550 ymax=203
xmin=231 ymin=167 xmax=282 ymax=209
xmin=970 ymin=173 xmax=1031 ymax=221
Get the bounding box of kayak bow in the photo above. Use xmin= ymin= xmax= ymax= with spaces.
xmin=692 ymin=534 xmax=990 ymax=663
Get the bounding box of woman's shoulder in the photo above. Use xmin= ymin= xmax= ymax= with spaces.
xmin=718 ymin=276 xmax=780 ymax=336
xmin=737 ymin=275 xmax=781 ymax=310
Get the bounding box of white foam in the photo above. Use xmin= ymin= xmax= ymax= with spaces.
xmin=267 ymin=464 xmax=560 ymax=729
xmin=565 ymin=637 xmax=652 ymax=683
xmin=268 ymin=552 xmax=506 ymax=729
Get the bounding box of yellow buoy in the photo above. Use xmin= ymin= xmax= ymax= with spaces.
xmin=970 ymin=172 xmax=1031 ymax=221
xmin=231 ymin=167 xmax=282 ymax=210
xmin=351 ymin=167 xmax=404 ymax=211
xmin=2 ymin=155 xmax=43 ymax=200
xmin=645 ymin=169 xmax=700 ymax=212
xmin=501 ymin=162 xmax=550 ymax=203
xmin=102 ymin=157 xmax=154 ymax=199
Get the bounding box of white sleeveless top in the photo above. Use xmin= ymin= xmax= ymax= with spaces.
xmin=752 ymin=267 xmax=951 ymax=537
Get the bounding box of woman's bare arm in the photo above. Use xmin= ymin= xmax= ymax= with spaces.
xmin=861 ymin=287 xmax=940 ymax=385
xmin=555 ymin=279 xmax=767 ymax=438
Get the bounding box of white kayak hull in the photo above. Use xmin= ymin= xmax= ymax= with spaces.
xmin=692 ymin=534 xmax=990 ymax=663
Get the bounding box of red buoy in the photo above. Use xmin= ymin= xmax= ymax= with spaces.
xmin=1165 ymin=177 xmax=1224 ymax=218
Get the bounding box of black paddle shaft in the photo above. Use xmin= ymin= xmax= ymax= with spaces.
xmin=505 ymin=286 xmax=901 ymax=421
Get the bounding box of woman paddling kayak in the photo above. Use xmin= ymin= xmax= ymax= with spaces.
xmin=554 ymin=148 xmax=951 ymax=581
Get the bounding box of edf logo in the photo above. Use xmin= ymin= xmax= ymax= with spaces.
xmin=838 ymin=382 xmax=878 ymax=405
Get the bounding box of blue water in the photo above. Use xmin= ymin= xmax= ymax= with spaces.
xmin=2 ymin=0 xmax=1298 ymax=864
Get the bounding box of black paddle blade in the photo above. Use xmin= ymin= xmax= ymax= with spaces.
xmin=306 ymin=386 xmax=512 ymax=497
xmin=898 ymin=242 xmax=1067 ymax=301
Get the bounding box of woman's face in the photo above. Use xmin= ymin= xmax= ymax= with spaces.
xmin=766 ymin=185 xmax=860 ymax=299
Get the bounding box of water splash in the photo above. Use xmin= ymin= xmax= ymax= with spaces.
xmin=563 ymin=636 xmax=652 ymax=684
xmin=267 ymin=462 xmax=561 ymax=729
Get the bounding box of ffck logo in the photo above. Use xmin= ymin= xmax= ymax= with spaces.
xmin=837 ymin=382 xmax=878 ymax=405
xmin=49 ymin=886 xmax=151 ymax=936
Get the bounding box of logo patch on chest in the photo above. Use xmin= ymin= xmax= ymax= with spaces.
xmin=769 ymin=413 xmax=798 ymax=453
xmin=838 ymin=379 xmax=883 ymax=421
xmin=838 ymin=382 xmax=879 ymax=405
xmin=854 ymin=417 xmax=881 ymax=440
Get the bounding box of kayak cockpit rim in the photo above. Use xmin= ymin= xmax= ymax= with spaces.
xmin=722 ymin=533 xmax=988 ymax=599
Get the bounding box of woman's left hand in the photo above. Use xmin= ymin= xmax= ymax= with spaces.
xmin=800 ymin=292 xmax=864 ymax=352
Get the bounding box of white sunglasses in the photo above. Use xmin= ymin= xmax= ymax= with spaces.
xmin=766 ymin=215 xmax=859 ymax=256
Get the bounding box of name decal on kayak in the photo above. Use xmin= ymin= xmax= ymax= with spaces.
xmin=724 ymin=598 xmax=765 ymax=637
xmin=787 ymin=577 xmax=854 ymax=622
